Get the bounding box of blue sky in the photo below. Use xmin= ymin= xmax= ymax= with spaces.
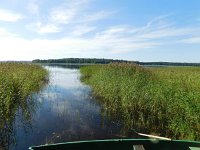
xmin=0 ymin=0 xmax=200 ymax=62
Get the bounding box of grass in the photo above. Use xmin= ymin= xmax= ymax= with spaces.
xmin=80 ymin=63 xmax=200 ymax=140
xmin=0 ymin=62 xmax=48 ymax=147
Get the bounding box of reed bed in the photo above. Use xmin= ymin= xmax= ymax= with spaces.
xmin=80 ymin=63 xmax=200 ymax=140
xmin=0 ymin=63 xmax=48 ymax=147
xmin=0 ymin=62 xmax=48 ymax=117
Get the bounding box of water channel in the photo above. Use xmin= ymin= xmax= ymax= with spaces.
xmin=7 ymin=65 xmax=125 ymax=150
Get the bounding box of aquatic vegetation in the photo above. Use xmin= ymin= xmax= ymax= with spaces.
xmin=80 ymin=63 xmax=200 ymax=140
xmin=0 ymin=63 xmax=48 ymax=148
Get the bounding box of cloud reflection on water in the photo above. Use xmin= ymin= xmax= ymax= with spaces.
xmin=11 ymin=65 xmax=122 ymax=150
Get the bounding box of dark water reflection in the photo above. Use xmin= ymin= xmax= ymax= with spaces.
xmin=8 ymin=65 xmax=124 ymax=150
xmin=0 ymin=88 xmax=40 ymax=150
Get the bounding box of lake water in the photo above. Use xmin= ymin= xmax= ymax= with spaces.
xmin=8 ymin=65 xmax=124 ymax=150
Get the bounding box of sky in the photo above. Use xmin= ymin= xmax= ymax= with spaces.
xmin=0 ymin=0 xmax=200 ymax=62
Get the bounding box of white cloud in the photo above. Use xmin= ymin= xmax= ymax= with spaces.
xmin=182 ymin=37 xmax=200 ymax=44
xmin=145 ymin=14 xmax=173 ymax=29
xmin=0 ymin=37 xmax=95 ymax=60
xmin=27 ymin=1 xmax=39 ymax=15
xmin=136 ymin=27 xmax=195 ymax=40
xmin=27 ymin=22 xmax=61 ymax=34
xmin=49 ymin=0 xmax=90 ymax=24
xmin=0 ymin=9 xmax=23 ymax=22
xmin=0 ymin=28 xmax=18 ymax=37
xmin=82 ymin=11 xmax=116 ymax=22
xmin=95 ymin=26 xmax=128 ymax=39
xmin=71 ymin=25 xmax=96 ymax=36
xmin=1 ymin=14 xmax=200 ymax=61
xmin=0 ymin=24 xmax=163 ymax=61
xmin=38 ymin=24 xmax=61 ymax=34
xmin=26 ymin=0 xmax=115 ymax=35
xmin=92 ymin=26 xmax=161 ymax=53
xmin=91 ymin=16 xmax=200 ymax=53
xmin=26 ymin=0 xmax=93 ymax=34
xmin=50 ymin=7 xmax=76 ymax=24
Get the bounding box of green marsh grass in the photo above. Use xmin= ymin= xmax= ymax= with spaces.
xmin=0 ymin=62 xmax=48 ymax=147
xmin=80 ymin=63 xmax=200 ymax=140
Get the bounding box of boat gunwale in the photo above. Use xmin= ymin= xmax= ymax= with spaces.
xmin=29 ymin=139 xmax=200 ymax=150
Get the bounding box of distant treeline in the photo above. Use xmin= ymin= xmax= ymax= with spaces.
xmin=32 ymin=58 xmax=136 ymax=64
xmin=139 ymin=62 xmax=200 ymax=66
xmin=32 ymin=58 xmax=200 ymax=66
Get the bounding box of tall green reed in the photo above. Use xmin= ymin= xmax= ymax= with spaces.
xmin=80 ymin=63 xmax=200 ymax=140
xmin=0 ymin=62 xmax=48 ymax=147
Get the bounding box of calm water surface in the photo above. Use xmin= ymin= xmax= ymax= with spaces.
xmin=10 ymin=65 xmax=123 ymax=150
